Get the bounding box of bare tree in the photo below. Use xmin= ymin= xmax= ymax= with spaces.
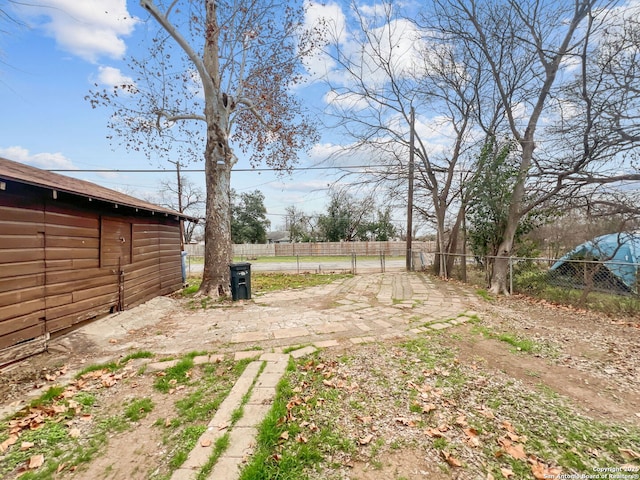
xmin=430 ymin=0 xmax=626 ymax=294
xmin=318 ymin=2 xmax=483 ymax=277
xmin=156 ymin=176 xmax=205 ymax=244
xmin=89 ymin=0 xmax=318 ymax=296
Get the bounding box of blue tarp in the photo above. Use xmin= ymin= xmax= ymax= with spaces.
xmin=550 ymin=233 xmax=640 ymax=292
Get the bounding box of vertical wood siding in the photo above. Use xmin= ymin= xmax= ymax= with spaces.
xmin=0 ymin=185 xmax=183 ymax=359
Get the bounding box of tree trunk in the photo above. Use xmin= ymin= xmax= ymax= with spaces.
xmin=197 ymin=0 xmax=233 ymax=297
xmin=200 ymin=149 xmax=232 ymax=296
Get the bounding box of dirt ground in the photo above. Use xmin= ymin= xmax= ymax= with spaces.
xmin=1 ymin=277 xmax=639 ymax=479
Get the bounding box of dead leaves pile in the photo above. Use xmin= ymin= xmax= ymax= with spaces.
xmin=0 ymin=366 xmax=129 ymax=475
xmin=280 ymin=352 xmax=614 ymax=480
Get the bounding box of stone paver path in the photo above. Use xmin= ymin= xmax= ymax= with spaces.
xmin=155 ymin=272 xmax=480 ymax=479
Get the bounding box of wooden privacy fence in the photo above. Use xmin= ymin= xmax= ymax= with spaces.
xmin=185 ymin=241 xmax=435 ymax=257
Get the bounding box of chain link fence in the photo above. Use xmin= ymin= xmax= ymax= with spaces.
xmin=432 ymin=253 xmax=640 ymax=299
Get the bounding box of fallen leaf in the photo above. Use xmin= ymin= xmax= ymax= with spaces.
xmin=295 ymin=434 xmax=308 ymax=444
xmin=441 ymin=450 xmax=462 ymax=467
xmin=478 ymin=405 xmax=495 ymax=419
xmin=28 ymin=454 xmax=45 ymax=469
xmin=500 ymin=467 xmax=514 ymax=478
xmin=498 ymin=437 xmax=527 ymax=460
xmin=422 ymin=403 xmax=437 ymax=413
xmin=619 ymin=448 xmax=640 ymax=460
xmin=68 ymin=428 xmax=81 ymax=438
xmin=501 ymin=420 xmax=516 ymax=433
xmin=455 ymin=415 xmax=468 ymax=426
xmin=200 ymin=438 xmax=212 ymax=447
xmin=358 ymin=434 xmax=374 ymax=445
xmin=279 ymin=431 xmax=290 ymax=441
xmin=463 ymin=428 xmax=481 ymax=447
xmin=529 ymin=457 xmax=562 ymax=479
xmin=20 ymin=442 xmax=35 ymax=451
xmin=394 ymin=417 xmax=416 ymax=427
xmin=0 ymin=435 xmax=18 ymax=452
xmin=357 ymin=415 xmax=373 ymax=424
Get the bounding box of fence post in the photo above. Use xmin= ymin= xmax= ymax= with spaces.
xmin=297 ymin=254 xmax=300 ymax=275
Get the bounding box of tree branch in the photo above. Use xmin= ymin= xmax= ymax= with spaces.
xmin=140 ymin=0 xmax=216 ymax=101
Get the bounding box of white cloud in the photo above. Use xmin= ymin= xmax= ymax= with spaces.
xmin=0 ymin=146 xmax=77 ymax=170
xmin=96 ymin=66 xmax=135 ymax=89
xmin=17 ymin=0 xmax=138 ymax=62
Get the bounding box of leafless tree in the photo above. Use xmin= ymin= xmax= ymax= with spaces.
xmin=89 ymin=0 xmax=318 ymax=296
xmin=318 ymin=2 xmax=485 ymax=277
xmin=428 ymin=0 xmax=637 ymax=294
xmin=156 ymin=175 xmax=205 ymax=244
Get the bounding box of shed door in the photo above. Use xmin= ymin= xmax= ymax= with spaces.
xmin=101 ymin=218 xmax=132 ymax=267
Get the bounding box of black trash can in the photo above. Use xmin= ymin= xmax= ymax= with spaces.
xmin=229 ymin=262 xmax=251 ymax=300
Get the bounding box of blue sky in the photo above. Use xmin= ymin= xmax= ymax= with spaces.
xmin=0 ymin=0 xmax=354 ymax=229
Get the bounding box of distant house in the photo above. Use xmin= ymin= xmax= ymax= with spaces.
xmin=0 ymin=157 xmax=194 ymax=364
xmin=267 ymin=231 xmax=291 ymax=244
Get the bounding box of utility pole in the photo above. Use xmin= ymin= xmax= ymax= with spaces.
xmin=168 ymin=160 xmax=184 ymax=249
xmin=406 ymin=106 xmax=415 ymax=271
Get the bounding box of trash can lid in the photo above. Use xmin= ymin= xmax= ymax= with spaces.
xmin=230 ymin=262 xmax=252 ymax=268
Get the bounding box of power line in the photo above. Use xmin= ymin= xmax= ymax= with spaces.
xmin=47 ymin=165 xmax=392 ymax=173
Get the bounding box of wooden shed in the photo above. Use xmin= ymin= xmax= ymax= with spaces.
xmin=0 ymin=157 xmax=192 ymax=364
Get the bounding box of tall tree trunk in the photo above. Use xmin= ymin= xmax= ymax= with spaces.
xmin=200 ymin=145 xmax=232 ymax=296
xmin=489 ymin=140 xmax=533 ymax=295
xmin=198 ymin=0 xmax=233 ymax=297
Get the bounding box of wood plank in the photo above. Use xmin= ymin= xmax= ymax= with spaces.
xmin=0 ymin=286 xmax=45 ymax=310
xmin=46 ymin=301 xmax=114 ymax=331
xmin=0 ymin=311 xmax=44 ymax=336
xmin=125 ymin=284 xmax=162 ymax=308
xmin=0 ymin=261 xmax=44 ymax=277
xmin=0 ymin=248 xmax=45 ymax=264
xmin=0 ymin=273 xmax=44 ymax=295
xmin=46 ymin=293 xmax=118 ymax=323
xmin=0 ymin=235 xmax=44 ymax=249
xmin=45 ymin=258 xmax=99 ymax=271
xmin=45 ymin=237 xmax=100 ymax=249
xmin=46 ymin=247 xmax=99 ymax=261
xmin=0 ymin=298 xmax=46 ymax=322
xmin=0 ymin=333 xmax=48 ymax=365
xmin=0 ymin=221 xmax=43 ymax=236
xmin=46 ymin=267 xmax=106 ymax=284
xmin=45 ymin=224 xmax=98 ymax=238
xmin=45 ymin=210 xmax=99 ymax=229
xmin=72 ymin=284 xmax=118 ymax=303
xmin=45 ymin=293 xmax=74 ymax=309
xmin=46 ymin=273 xmax=116 ymax=296
xmin=0 ymin=205 xmax=45 ymax=223
xmin=0 ymin=322 xmax=45 ymax=349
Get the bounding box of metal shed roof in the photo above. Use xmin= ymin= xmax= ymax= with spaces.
xmin=0 ymin=156 xmax=196 ymax=221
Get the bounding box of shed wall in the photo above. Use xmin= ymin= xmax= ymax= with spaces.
xmin=0 ymin=184 xmax=183 ymax=360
